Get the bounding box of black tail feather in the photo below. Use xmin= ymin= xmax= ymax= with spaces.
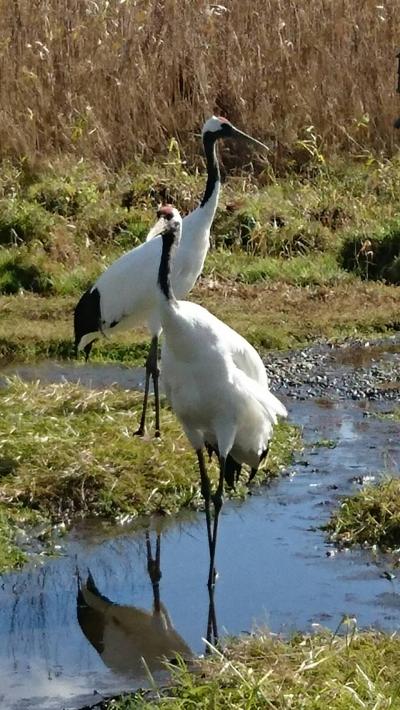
xmin=247 ymin=444 xmax=270 ymax=485
xmin=204 ymin=441 xmax=241 ymax=489
xmin=248 ymin=467 xmax=258 ymax=484
xmin=74 ymin=286 xmax=101 ymax=360
xmin=204 ymin=441 xmax=271 ymax=489
xmin=224 ymin=455 xmax=242 ymax=490
xmin=83 ymin=343 xmax=93 ymax=361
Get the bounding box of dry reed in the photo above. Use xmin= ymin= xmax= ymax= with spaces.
xmin=0 ymin=0 xmax=399 ymax=167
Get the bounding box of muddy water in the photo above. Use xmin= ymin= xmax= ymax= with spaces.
xmin=0 ymin=362 xmax=400 ymax=709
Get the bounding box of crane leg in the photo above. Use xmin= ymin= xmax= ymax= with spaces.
xmin=134 ymin=336 xmax=159 ymax=437
xmin=152 ymin=359 xmax=161 ymax=438
xmin=205 ymin=584 xmax=219 ymax=653
xmin=146 ymin=531 xmax=162 ymax=613
xmin=134 ymin=368 xmax=151 ymax=437
xmin=207 ymin=456 xmax=225 ymax=589
xmin=196 ymin=449 xmax=213 ymax=554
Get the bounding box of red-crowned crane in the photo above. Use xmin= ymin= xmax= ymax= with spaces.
xmin=154 ymin=206 xmax=287 ymax=588
xmin=74 ymin=116 xmax=268 ymax=437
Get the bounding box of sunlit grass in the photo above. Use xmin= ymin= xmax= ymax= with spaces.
xmin=0 ymin=156 xmax=399 ymax=367
xmin=204 ymin=251 xmax=350 ymax=286
xmin=106 ymin=628 xmax=400 ymax=709
xmin=0 ymin=378 xmax=201 ymax=520
xmin=1 ymin=155 xmax=400 ymax=299
xmin=0 ymin=155 xmax=398 ymax=368
xmin=325 ymin=477 xmax=400 ymax=550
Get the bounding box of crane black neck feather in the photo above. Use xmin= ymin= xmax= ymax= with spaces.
xmin=158 ymin=227 xmax=178 ymax=302
xmin=200 ymin=132 xmax=220 ymax=207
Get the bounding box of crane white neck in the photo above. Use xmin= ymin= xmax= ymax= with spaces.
xmin=199 ymin=132 xmax=221 ymax=219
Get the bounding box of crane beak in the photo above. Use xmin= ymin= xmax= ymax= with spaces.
xmin=146 ymin=216 xmax=168 ymax=241
xmin=231 ymin=126 xmax=271 ymax=152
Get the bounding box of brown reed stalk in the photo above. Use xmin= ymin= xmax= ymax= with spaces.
xmin=0 ymin=0 xmax=398 ymax=168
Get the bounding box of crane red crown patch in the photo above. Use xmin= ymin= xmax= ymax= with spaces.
xmin=157 ymin=204 xmax=174 ymax=219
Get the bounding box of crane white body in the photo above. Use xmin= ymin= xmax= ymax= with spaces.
xmin=161 ymin=300 xmax=286 ymax=468
xmin=77 ymin=187 xmax=218 ymax=351
xmin=155 ymin=206 xmax=286 ymax=587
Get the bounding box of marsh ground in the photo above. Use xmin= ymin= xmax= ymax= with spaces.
xmin=2 ymin=1 xmax=400 ymax=704
xmin=0 ymin=154 xmax=399 ymax=708
xmin=1 ymin=373 xmax=399 ymax=710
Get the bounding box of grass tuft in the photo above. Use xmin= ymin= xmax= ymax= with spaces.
xmin=0 ymin=506 xmax=28 ymax=572
xmin=325 ymin=478 xmax=400 ymax=550
xmin=0 ymin=248 xmax=53 ymax=294
xmin=105 ymin=628 xmax=400 ymax=709
xmin=340 ymin=221 xmax=400 ymax=284
xmin=0 ymin=198 xmax=55 ymax=246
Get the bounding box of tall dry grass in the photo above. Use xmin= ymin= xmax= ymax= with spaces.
xmin=0 ymin=0 xmax=399 ymax=167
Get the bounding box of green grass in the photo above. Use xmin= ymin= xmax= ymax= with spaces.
xmin=0 ymin=154 xmax=400 ymax=303
xmin=0 ymin=248 xmax=54 ymax=294
xmin=0 ymin=502 xmax=52 ymax=572
xmin=0 ymin=506 xmax=28 ymax=572
xmin=104 ymin=628 xmax=400 ymax=709
xmin=204 ymin=251 xmax=349 ymax=286
xmin=0 ymin=155 xmax=399 ymax=365
xmin=377 ymin=408 xmax=400 ymax=422
xmin=0 ymin=378 xmax=300 ymax=570
xmin=325 ymin=478 xmax=400 ymax=550
xmin=2 ymin=269 xmax=399 ymax=368
xmin=0 ymin=197 xmax=55 ymax=246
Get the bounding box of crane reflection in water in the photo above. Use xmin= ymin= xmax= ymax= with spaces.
xmin=77 ymin=531 xmax=218 ymax=681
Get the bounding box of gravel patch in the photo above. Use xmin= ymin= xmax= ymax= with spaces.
xmin=265 ymin=334 xmax=400 ymax=401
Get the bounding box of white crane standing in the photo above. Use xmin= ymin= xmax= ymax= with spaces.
xmin=154 ymin=206 xmax=287 ymax=588
xmin=74 ymin=116 xmax=268 ymax=436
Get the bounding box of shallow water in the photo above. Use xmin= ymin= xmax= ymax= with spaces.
xmin=1 ymin=390 xmax=399 ymax=709
xmin=331 ymin=340 xmax=400 ymax=367
xmin=0 ymin=361 xmax=146 ymax=391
